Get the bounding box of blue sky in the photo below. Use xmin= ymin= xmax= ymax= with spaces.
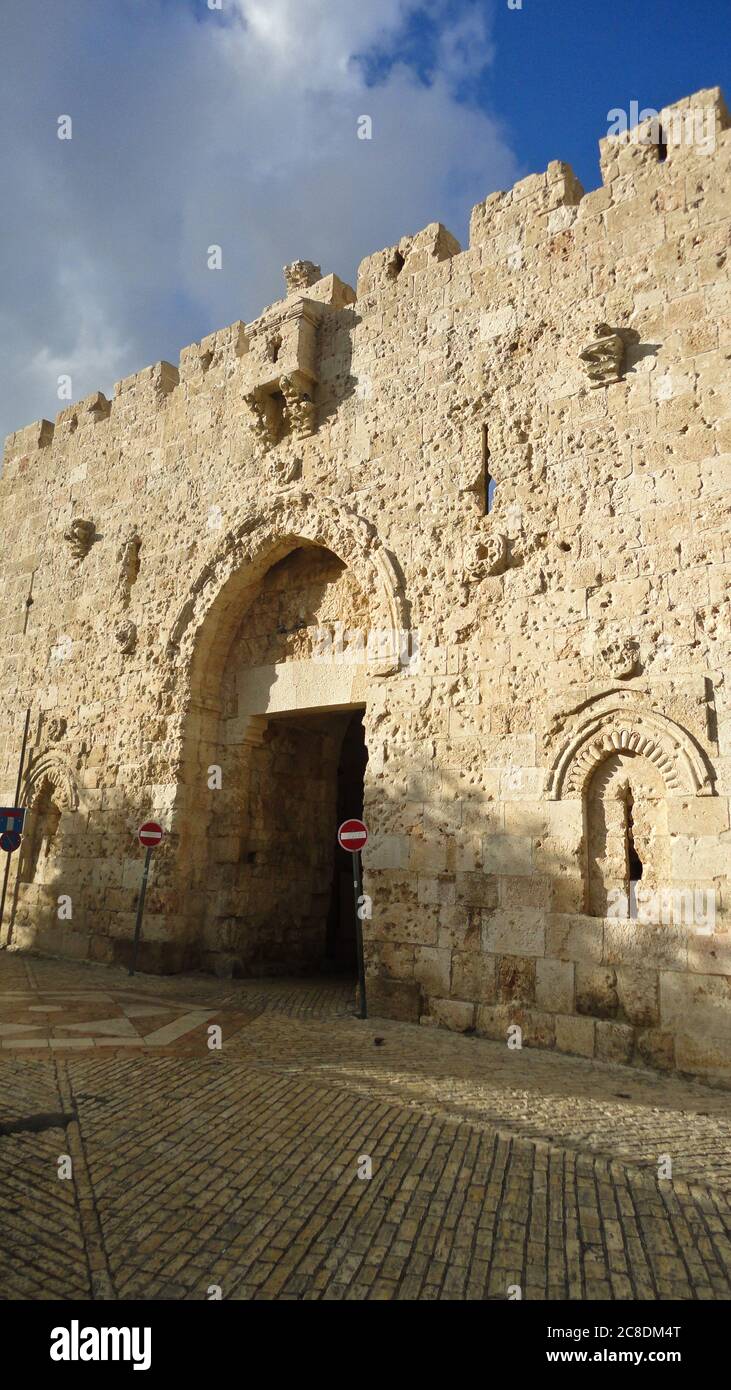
xmin=485 ymin=0 xmax=731 ymax=191
xmin=1 ymin=0 xmax=729 ymax=446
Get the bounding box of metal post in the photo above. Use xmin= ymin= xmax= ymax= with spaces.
xmin=0 ymin=706 xmax=31 ymax=946
xmin=129 ymin=846 xmax=153 ymax=976
xmin=352 ymin=851 xmax=367 ymax=1019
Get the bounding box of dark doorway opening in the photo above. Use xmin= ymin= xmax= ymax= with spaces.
xmin=239 ymin=704 xmax=367 ymax=977
xmin=325 ymin=709 xmax=367 ymax=971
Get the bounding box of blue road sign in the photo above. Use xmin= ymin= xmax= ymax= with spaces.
xmin=0 ymin=807 xmax=25 ymax=836
xmin=0 ymin=830 xmax=21 ymax=853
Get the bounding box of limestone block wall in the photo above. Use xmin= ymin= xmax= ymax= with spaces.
xmin=0 ymin=87 xmax=729 ymax=1080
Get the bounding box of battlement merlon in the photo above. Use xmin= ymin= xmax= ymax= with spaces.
xmin=2 ymin=84 xmax=728 ymax=472
xmin=1 ymin=271 xmax=357 ymax=472
xmin=470 ymin=87 xmax=730 ymax=251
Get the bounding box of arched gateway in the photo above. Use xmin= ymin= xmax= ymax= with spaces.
xmin=165 ymin=495 xmax=407 ymax=976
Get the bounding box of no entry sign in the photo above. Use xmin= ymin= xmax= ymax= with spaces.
xmin=130 ymin=822 xmax=164 ymax=975
xmin=138 ymin=821 xmax=164 ymax=849
xmin=338 ymin=818 xmax=368 ymax=853
xmin=337 ymin=817 xmax=369 ymax=1020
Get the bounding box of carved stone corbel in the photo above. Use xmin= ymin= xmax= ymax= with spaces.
xmin=244 ymin=389 xmax=280 ymax=446
xmin=579 ymin=323 xmax=625 ymax=388
xmin=63 ymin=518 xmax=96 ymax=560
xmin=280 ymin=374 xmax=317 ymax=438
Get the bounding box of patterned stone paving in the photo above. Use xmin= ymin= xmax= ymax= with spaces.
xmin=0 ymin=950 xmax=729 ymax=1301
xmin=0 ymin=988 xmax=246 ymax=1054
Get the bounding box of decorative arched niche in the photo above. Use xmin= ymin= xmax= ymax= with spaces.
xmin=20 ymin=752 xmax=79 ymax=888
xmin=547 ymin=703 xmax=714 ymax=802
xmin=584 ymin=750 xmax=669 ymax=917
xmin=546 ymin=700 xmax=716 ymax=919
xmin=24 ymin=751 xmax=79 ymax=811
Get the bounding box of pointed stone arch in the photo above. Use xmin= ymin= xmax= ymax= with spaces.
xmin=547 ymin=701 xmax=714 ymax=800
xmin=23 ymin=751 xmax=79 ymax=811
xmin=166 ymin=492 xmax=409 ymax=684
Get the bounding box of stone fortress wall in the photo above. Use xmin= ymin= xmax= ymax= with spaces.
xmin=1 ymin=87 xmax=729 ymax=1080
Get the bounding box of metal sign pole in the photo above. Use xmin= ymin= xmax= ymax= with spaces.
xmin=352 ymin=851 xmax=367 ymax=1020
xmin=0 ymin=707 xmax=31 ymax=947
xmin=129 ymin=846 xmax=153 ymax=976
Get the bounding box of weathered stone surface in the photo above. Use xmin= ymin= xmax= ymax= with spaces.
xmin=595 ymin=1019 xmax=634 ymax=1065
xmin=536 ymin=957 xmax=575 ymax=1014
xmin=636 ymin=1028 xmax=676 ymax=1072
xmin=616 ymin=966 xmax=659 ymax=1027
xmin=576 ymin=966 xmax=619 ymax=1019
xmin=451 ymin=950 xmax=496 ymax=1003
xmin=0 ymin=87 xmax=729 ymax=1081
xmin=427 ymin=997 xmax=475 ymax=1032
xmin=555 ymin=1014 xmax=595 ymax=1059
xmin=368 ymin=977 xmax=422 ymax=1023
xmin=496 ymin=954 xmax=536 ymax=1003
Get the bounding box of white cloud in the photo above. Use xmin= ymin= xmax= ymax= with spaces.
xmin=27 ymin=269 xmax=132 ymax=411
xmin=0 ymin=0 xmax=518 ymax=446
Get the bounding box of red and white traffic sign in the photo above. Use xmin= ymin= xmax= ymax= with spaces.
xmin=337 ymin=818 xmax=368 ymax=853
xmin=138 ymin=821 xmax=164 ymax=849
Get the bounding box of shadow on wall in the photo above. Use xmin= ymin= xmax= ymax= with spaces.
xmin=1 ymin=722 xmax=367 ymax=981
xmin=360 ymin=753 xmax=729 ymax=1077
xmin=1 ymin=774 xmax=195 ymax=975
xmin=1 ymin=757 xmax=729 ymax=1081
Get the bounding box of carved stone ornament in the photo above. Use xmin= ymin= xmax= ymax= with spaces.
xmin=117 ymin=531 xmax=141 ymax=606
xmin=546 ymin=695 xmax=715 ymax=800
xmin=283 ymin=260 xmax=322 ymax=294
xmin=465 ymin=530 xmax=508 ymax=583
xmin=114 ymin=619 xmax=137 ymax=654
xmin=243 ymin=388 xmax=277 ymax=446
xmin=24 ymin=752 xmax=79 ymax=812
xmin=46 ymin=716 xmax=67 ymax=742
xmin=579 ymin=323 xmax=625 ymax=388
xmin=167 ymin=492 xmax=409 ymax=680
xmin=266 ymin=454 xmax=302 ymax=487
xmin=598 ymin=635 xmax=639 ymax=680
xmin=280 ymin=374 xmax=317 ymax=438
xmin=63 ymin=518 xmax=96 ymax=560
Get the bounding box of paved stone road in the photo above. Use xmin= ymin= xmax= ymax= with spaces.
xmin=0 ymin=950 xmax=730 ymax=1301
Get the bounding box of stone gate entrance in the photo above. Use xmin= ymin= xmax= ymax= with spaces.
xmin=173 ymin=530 xmax=378 ymax=978
xmin=205 ymin=704 xmax=367 ymax=977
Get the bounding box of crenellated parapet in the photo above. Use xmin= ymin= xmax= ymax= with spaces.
xmin=3 ymin=85 xmax=730 ymax=483
xmin=469 ymin=160 xmax=584 ymax=255
xmin=356 ymin=221 xmax=461 ymax=298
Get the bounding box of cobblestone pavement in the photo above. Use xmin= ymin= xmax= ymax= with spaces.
xmin=1 ymin=950 xmax=730 ymax=1301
